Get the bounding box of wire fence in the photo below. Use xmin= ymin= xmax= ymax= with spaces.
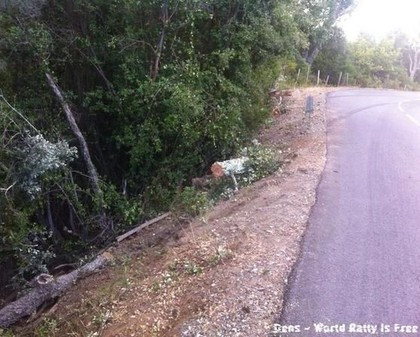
xmin=290 ymin=65 xmax=355 ymax=88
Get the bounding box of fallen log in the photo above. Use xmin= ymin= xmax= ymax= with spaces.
xmin=0 ymin=252 xmax=113 ymax=328
xmin=211 ymin=157 xmax=249 ymax=191
xmin=116 ymin=212 xmax=171 ymax=243
xmin=210 ymin=157 xmax=248 ymax=178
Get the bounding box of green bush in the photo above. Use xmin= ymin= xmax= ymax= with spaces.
xmin=11 ymin=226 xmax=56 ymax=288
xmin=171 ymin=187 xmax=209 ymax=217
xmin=101 ymin=183 xmax=144 ymax=229
xmin=208 ymin=177 xmax=237 ymax=202
xmin=0 ymin=0 xmax=325 ymax=291
xmin=242 ymin=141 xmax=281 ymax=182
xmin=34 ymin=318 xmax=58 ymax=337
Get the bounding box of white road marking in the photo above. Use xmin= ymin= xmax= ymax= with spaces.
xmin=398 ymin=99 xmax=420 ymax=113
xmin=398 ymin=101 xmax=405 ymax=113
xmin=398 ymin=100 xmax=420 ymax=126
xmin=406 ymin=114 xmax=420 ymax=126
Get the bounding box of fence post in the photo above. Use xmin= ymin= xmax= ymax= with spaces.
xmin=325 ymin=75 xmax=330 ymax=86
xmin=317 ymin=70 xmax=320 ymax=86
xmin=297 ymin=68 xmax=301 ymax=83
xmin=337 ymin=72 xmax=343 ymax=86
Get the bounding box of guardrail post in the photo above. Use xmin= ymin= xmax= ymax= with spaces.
xmin=305 ymin=95 xmax=314 ymax=115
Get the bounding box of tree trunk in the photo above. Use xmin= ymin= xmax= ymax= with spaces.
xmin=306 ymin=45 xmax=321 ymax=65
xmin=408 ymin=49 xmax=420 ymax=81
xmin=0 ymin=253 xmax=113 ymax=328
xmin=46 ymin=73 xmax=109 ymax=230
xmin=45 ymin=73 xmax=101 ymax=196
xmin=46 ymin=194 xmax=62 ymax=241
xmin=151 ymin=0 xmax=169 ymax=80
xmin=305 ymin=0 xmax=353 ymax=65
xmin=211 ymin=158 xmax=248 ymax=177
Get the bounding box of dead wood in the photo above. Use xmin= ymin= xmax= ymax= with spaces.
xmin=0 ymin=253 xmax=113 ymax=328
xmin=116 ymin=212 xmax=171 ymax=243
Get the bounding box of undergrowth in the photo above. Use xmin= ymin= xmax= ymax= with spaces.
xmin=173 ymin=141 xmax=282 ymax=217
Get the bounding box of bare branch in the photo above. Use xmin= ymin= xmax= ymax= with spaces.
xmin=119 ymin=39 xmax=157 ymax=54
xmin=0 ymin=181 xmax=16 ymax=196
xmin=0 ymin=93 xmax=40 ymax=134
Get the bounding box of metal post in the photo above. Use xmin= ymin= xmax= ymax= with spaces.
xmin=305 ymin=96 xmax=314 ymax=114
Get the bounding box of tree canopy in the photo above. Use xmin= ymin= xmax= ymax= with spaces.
xmin=0 ymin=0 xmax=353 ymax=293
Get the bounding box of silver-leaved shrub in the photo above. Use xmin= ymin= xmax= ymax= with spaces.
xmin=16 ymin=134 xmax=78 ymax=198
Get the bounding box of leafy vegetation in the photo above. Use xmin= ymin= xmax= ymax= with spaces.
xmin=242 ymin=141 xmax=281 ymax=182
xmin=171 ymin=141 xmax=282 ymax=217
xmin=0 ymin=0 xmax=356 ymax=297
xmin=313 ymin=29 xmax=419 ymax=89
xmin=6 ymin=0 xmax=420 ymax=333
xmin=171 ymin=187 xmax=209 ymax=217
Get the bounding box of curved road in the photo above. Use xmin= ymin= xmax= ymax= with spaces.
xmin=279 ymin=89 xmax=420 ymax=336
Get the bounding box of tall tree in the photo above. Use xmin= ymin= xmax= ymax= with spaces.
xmin=300 ymin=0 xmax=354 ymax=64
xmin=406 ymin=42 xmax=420 ymax=81
xmin=392 ymin=32 xmax=420 ymax=82
xmin=312 ymin=27 xmax=351 ymax=84
xmin=348 ymin=34 xmax=407 ymax=87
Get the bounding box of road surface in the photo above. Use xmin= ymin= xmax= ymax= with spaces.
xmin=278 ymin=89 xmax=420 ymax=337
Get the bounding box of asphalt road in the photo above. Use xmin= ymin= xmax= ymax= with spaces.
xmin=278 ymin=89 xmax=420 ymax=337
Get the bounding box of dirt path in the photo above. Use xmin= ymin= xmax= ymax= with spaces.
xmin=15 ymin=87 xmax=334 ymax=337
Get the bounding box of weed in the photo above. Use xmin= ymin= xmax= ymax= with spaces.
xmin=207 ymin=246 xmax=234 ymax=267
xmin=184 ymin=261 xmax=203 ymax=275
xmin=168 ymin=260 xmax=181 ymax=272
xmin=151 ymin=281 xmax=162 ymax=292
xmin=163 ymin=271 xmax=178 ymax=285
xmin=0 ymin=329 xmax=15 ymax=337
xmin=120 ymin=277 xmax=133 ymax=288
xmin=34 ymin=318 xmax=58 ymax=337
xmin=119 ymin=255 xmax=132 ymax=267
xmin=92 ymin=310 xmax=112 ymax=327
xmin=86 ymin=332 xmax=99 ymax=337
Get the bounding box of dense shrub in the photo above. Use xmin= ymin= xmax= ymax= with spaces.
xmin=242 ymin=141 xmax=281 ymax=182
xmin=313 ymin=30 xmax=417 ymax=89
xmin=171 ymin=187 xmax=209 ymax=217
xmin=0 ymin=0 xmax=346 ymax=289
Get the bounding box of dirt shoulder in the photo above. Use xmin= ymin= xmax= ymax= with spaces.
xmin=14 ymin=87 xmax=334 ymax=337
